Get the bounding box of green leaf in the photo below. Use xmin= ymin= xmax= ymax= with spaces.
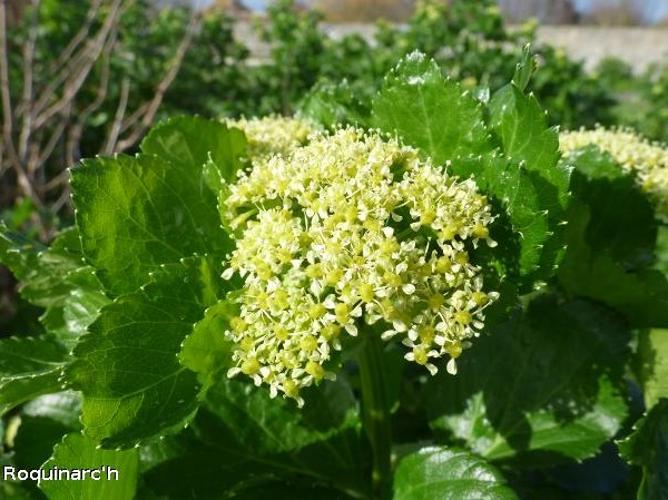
xmin=44 ymin=268 xmax=110 ymax=349
xmin=22 ymin=391 xmax=82 ymax=428
xmin=488 ymin=83 xmax=570 ymax=278
xmin=72 ymin=153 xmax=230 ymax=295
xmin=656 ymin=226 xmax=668 ymax=275
xmin=179 ymin=299 xmax=237 ymax=391
xmin=141 ymin=380 xmax=369 ymax=499
xmin=0 ymin=226 xmax=109 ymax=347
xmin=558 ymin=149 xmax=668 ymax=327
xmin=298 ymin=79 xmax=369 ymax=128
xmin=617 ymin=399 xmax=668 ymax=500
xmin=372 ymin=52 xmax=490 ymax=164
xmin=426 ymin=294 xmax=629 ymax=463
xmin=230 ymin=480 xmax=350 ymax=499
xmin=637 ymin=330 xmax=668 ymax=409
xmin=66 ymin=256 xmax=223 ymax=448
xmin=394 ymin=446 xmax=517 ymax=500
xmin=201 ymin=377 xmax=359 ymax=454
xmin=0 ymin=336 xmax=68 ymax=415
xmin=39 ymin=433 xmax=138 ymax=500
xmin=512 ymin=44 xmax=537 ymax=92
xmin=12 ymin=392 xmax=81 ymax=471
xmin=140 ymin=115 xmax=247 ymax=189
xmin=452 ymin=155 xmax=552 ymax=281
xmin=489 ymin=84 xmax=561 ymax=178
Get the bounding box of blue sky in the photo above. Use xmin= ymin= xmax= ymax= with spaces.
xmin=572 ymin=0 xmax=668 ymax=22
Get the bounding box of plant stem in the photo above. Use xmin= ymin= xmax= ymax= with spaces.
xmin=358 ymin=333 xmax=392 ymax=500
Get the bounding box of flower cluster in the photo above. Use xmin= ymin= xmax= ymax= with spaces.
xmin=226 ymin=115 xmax=315 ymax=159
xmin=222 ymin=127 xmax=498 ymax=405
xmin=560 ymin=127 xmax=668 ymax=222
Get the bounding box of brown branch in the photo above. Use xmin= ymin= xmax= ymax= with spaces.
xmin=102 ymin=77 xmax=129 ymax=155
xmin=66 ymin=24 xmax=118 ymax=166
xmin=33 ymin=0 xmax=124 ymax=129
xmin=47 ymin=0 xmax=103 ymax=74
xmin=0 ymin=0 xmax=41 ymax=207
xmin=31 ymin=0 xmax=105 ymax=117
xmin=17 ymin=0 xmax=40 ymax=164
xmin=116 ymin=12 xmax=201 ymax=152
xmin=40 ymin=167 xmax=69 ymax=193
xmin=34 ymin=110 xmax=68 ymax=170
xmin=119 ymin=101 xmax=149 ymax=135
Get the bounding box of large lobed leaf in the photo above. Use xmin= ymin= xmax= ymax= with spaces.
xmin=141 ymin=115 xmax=247 ymax=193
xmin=558 ymin=148 xmax=668 ymax=327
xmin=0 ymin=336 xmax=68 ymax=415
xmin=372 ymin=51 xmax=490 ymax=164
xmin=66 ymin=256 xmax=225 ymax=448
xmin=637 ymin=329 xmax=668 ymax=410
xmin=394 ymin=446 xmax=517 ymax=499
xmin=140 ymin=378 xmax=369 ymax=498
xmin=71 ymin=116 xmax=242 ymax=296
xmin=0 ymin=225 xmax=109 ymax=348
xmin=39 ymin=433 xmax=138 ymax=500
xmin=11 ymin=392 xmax=82 ymax=486
xmin=618 ymin=399 xmax=668 ymax=500
xmin=425 ymin=294 xmax=629 ymax=464
xmin=179 ymin=298 xmax=237 ymax=392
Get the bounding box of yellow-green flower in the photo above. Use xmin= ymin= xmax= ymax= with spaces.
xmin=560 ymin=127 xmax=668 ymax=222
xmin=223 ymin=127 xmax=498 ymax=405
xmin=226 ymin=115 xmax=315 ymax=159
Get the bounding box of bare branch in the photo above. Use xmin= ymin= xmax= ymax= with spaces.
xmin=33 ymin=0 xmax=124 ymax=128
xmin=31 ymin=0 xmax=105 ymax=117
xmin=17 ymin=0 xmax=40 ymax=163
xmin=102 ymin=77 xmax=129 ymax=155
xmin=34 ymin=110 xmax=68 ymax=170
xmin=119 ymin=101 xmax=149 ymax=135
xmin=48 ymin=0 xmax=103 ymax=74
xmin=0 ymin=0 xmax=17 ymax=164
xmin=0 ymin=0 xmax=41 ymax=207
xmin=117 ymin=12 xmax=201 ymax=152
xmin=66 ymin=23 xmax=118 ymax=165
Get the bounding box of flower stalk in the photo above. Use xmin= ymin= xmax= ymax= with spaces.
xmin=358 ymin=332 xmax=393 ymax=500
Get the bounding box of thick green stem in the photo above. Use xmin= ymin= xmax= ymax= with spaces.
xmin=358 ymin=333 xmax=392 ymax=500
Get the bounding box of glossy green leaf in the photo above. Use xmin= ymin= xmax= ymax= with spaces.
xmin=512 ymin=44 xmax=537 ymax=92
xmin=637 ymin=330 xmax=668 ymax=410
xmin=12 ymin=392 xmax=81 ymax=471
xmin=372 ymin=52 xmax=490 ymax=164
xmin=426 ymin=294 xmax=629 ymax=463
xmin=0 ymin=226 xmax=109 ymax=347
xmin=39 ymin=433 xmax=138 ymax=500
xmin=72 ymin=153 xmax=231 ymax=295
xmin=0 ymin=336 xmax=68 ymax=415
xmin=558 ymin=149 xmax=668 ymax=327
xmin=202 ymin=377 xmax=359 ymax=454
xmin=140 ymin=380 xmax=369 ymax=499
xmin=452 ymin=155 xmax=552 ymax=281
xmin=66 ymin=256 xmax=222 ymax=448
xmin=489 ymin=84 xmax=561 ymax=178
xmin=488 ymin=83 xmax=570 ymax=278
xmin=394 ymin=446 xmax=517 ymax=500
xmin=298 ymin=79 xmax=369 ymax=128
xmin=617 ymin=399 xmax=668 ymax=500
xmin=656 ymin=227 xmax=668 ymax=275
xmin=140 ymin=115 xmax=247 ymax=189
xmin=179 ymin=299 xmax=237 ymax=391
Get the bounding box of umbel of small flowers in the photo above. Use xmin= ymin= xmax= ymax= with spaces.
xmin=226 ymin=115 xmax=315 ymax=159
xmin=560 ymin=126 xmax=668 ymax=222
xmin=221 ymin=126 xmax=499 ymax=406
